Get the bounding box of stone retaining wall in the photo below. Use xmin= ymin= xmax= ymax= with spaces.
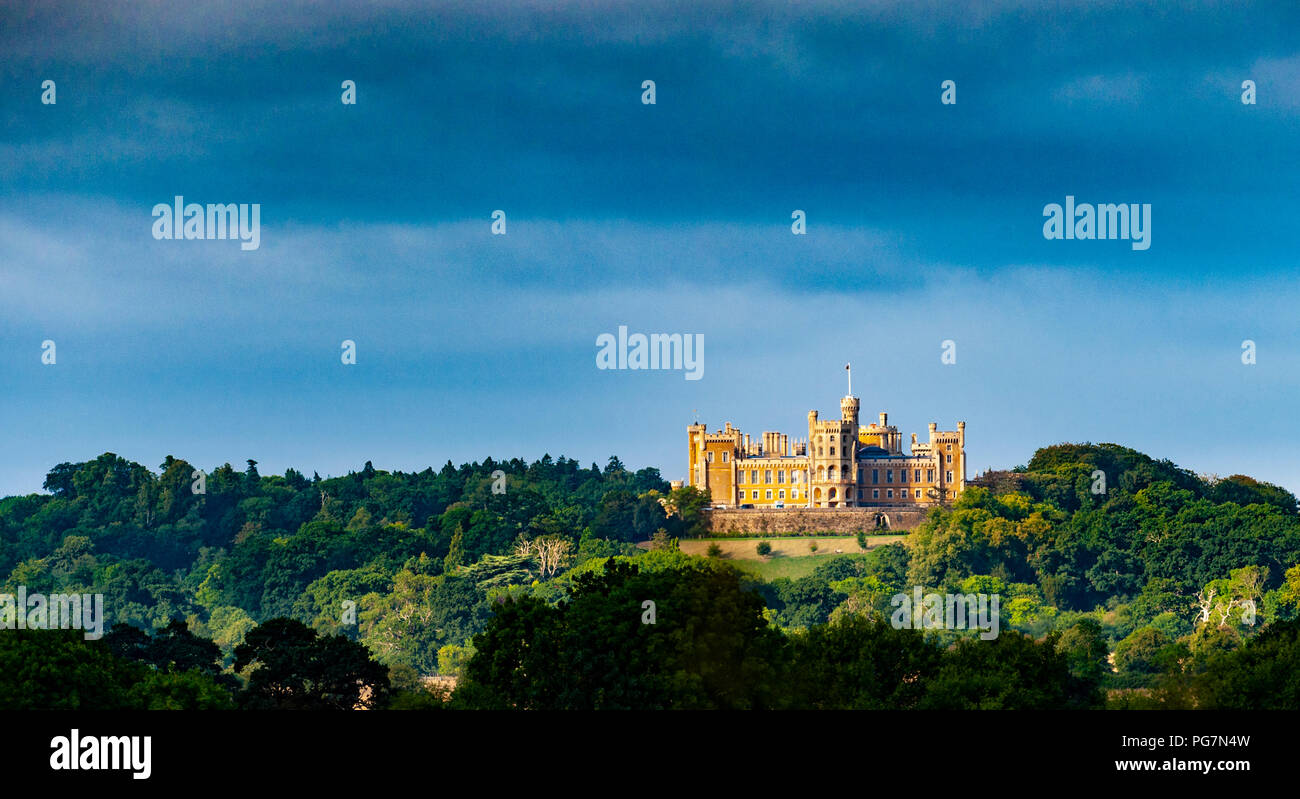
xmin=706 ymin=506 xmax=932 ymax=536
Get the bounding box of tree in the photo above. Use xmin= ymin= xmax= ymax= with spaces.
xmin=785 ymin=615 xmax=941 ymax=709
xmin=1114 ymin=627 xmax=1172 ymax=676
xmin=0 ymin=629 xmax=140 ymax=710
xmin=515 ymin=536 xmax=573 ymax=579
xmin=922 ymin=631 xmax=1099 ymax=709
xmin=360 ymin=571 xmax=490 ymax=673
xmin=437 ymin=643 xmax=474 ymax=677
xmin=756 ymin=541 xmax=772 ymax=557
xmin=1194 ymin=619 xmax=1300 ymax=709
xmin=1055 ymin=618 xmax=1109 ymax=694
xmin=132 ymin=669 xmax=236 ymax=710
xmin=456 ymin=558 xmax=785 ymax=709
xmin=105 ymin=618 xmax=222 ymax=674
xmin=234 ymin=618 xmax=390 ymax=710
xmin=664 ymin=486 xmax=711 ymax=538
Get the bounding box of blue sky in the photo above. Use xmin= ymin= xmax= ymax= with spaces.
xmin=3 ymin=0 xmax=1300 ymax=496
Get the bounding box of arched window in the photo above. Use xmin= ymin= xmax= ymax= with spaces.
xmin=829 ymin=488 xmax=837 ymax=499
xmin=828 ymin=466 xmax=837 ymax=481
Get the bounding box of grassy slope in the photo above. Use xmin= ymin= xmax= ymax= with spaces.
xmin=671 ymin=534 xmax=907 ymax=580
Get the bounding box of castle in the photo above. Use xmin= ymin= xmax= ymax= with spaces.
xmin=681 ymin=368 xmax=966 ymax=509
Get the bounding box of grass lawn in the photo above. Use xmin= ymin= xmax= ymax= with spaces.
xmin=726 ymin=553 xmax=851 ymax=581
xmin=672 ymin=534 xmax=906 ymax=580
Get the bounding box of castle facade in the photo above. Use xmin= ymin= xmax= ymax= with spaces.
xmin=683 ymin=384 xmax=966 ymax=509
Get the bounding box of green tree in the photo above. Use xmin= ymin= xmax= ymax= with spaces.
xmin=234 ymin=618 xmax=390 ymax=710
xmin=922 ymin=631 xmax=1099 ymax=709
xmin=1193 ymin=619 xmax=1300 ymax=709
xmin=785 ymin=615 xmax=941 ymax=709
xmin=457 ymin=558 xmax=785 ymax=709
xmin=1055 ymin=618 xmax=1109 ymax=693
xmin=1114 ymin=627 xmax=1172 ymax=676
xmin=0 ymin=629 xmax=139 ymax=710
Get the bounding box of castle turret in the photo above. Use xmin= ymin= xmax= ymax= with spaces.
xmin=841 ymin=396 xmax=860 ymax=428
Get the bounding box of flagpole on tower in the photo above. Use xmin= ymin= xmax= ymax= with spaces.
xmin=846 ymin=363 xmax=852 ymax=397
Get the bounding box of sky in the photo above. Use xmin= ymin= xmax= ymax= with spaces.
xmin=2 ymin=0 xmax=1300 ymax=497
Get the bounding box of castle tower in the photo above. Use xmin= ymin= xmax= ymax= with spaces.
xmin=841 ymin=395 xmax=860 ymax=431
xmin=687 ymin=423 xmax=707 ymax=491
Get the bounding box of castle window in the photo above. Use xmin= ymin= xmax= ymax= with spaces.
xmin=901 ymin=489 xmax=909 ymax=498
xmin=900 ymin=470 xmax=907 ymax=483
xmin=857 ymin=467 xmax=863 ymax=482
xmin=947 ymin=471 xmax=954 ymax=483
xmin=914 ymin=469 xmax=921 ymax=482
xmin=830 ymin=447 xmax=836 ymax=456
xmin=750 ymin=470 xmax=758 ymax=484
xmin=828 ymin=466 xmax=837 ymax=481
xmin=818 ymin=447 xmax=823 ymax=456
xmin=927 ymin=470 xmax=935 ymax=482
xmin=721 ymin=452 xmax=728 ymax=463
xmin=872 ymin=489 xmax=879 ymax=499
xmin=886 ymin=470 xmax=893 ymax=483
xmin=707 ymin=452 xmax=713 ymax=463
xmin=764 ymin=470 xmax=773 ymax=484
xmin=765 ymin=490 xmax=773 ymax=500
xmin=778 ymin=490 xmax=786 ymax=500
xmin=946 ymin=454 xmax=952 ymax=464
xmin=946 ymin=444 xmax=952 ymax=451
xmin=872 ymin=469 xmax=879 ymax=484
xmin=887 ymin=489 xmax=894 ymax=499
xmin=778 ymin=471 xmax=785 ymax=484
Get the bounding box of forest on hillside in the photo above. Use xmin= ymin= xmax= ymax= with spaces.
xmin=2 ymin=443 xmax=1299 ymax=709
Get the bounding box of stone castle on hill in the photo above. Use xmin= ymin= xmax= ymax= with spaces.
xmin=677 ymin=367 xmax=966 ymax=512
